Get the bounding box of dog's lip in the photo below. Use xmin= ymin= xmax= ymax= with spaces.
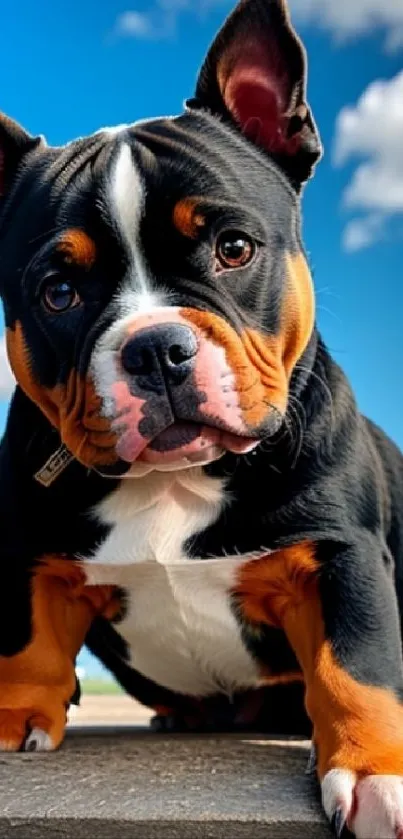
xmin=137 ymin=421 xmax=260 ymax=466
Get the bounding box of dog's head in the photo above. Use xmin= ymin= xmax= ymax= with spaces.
xmin=0 ymin=0 xmax=322 ymax=477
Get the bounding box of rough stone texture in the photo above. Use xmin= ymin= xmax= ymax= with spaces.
xmin=0 ymin=728 xmax=332 ymax=838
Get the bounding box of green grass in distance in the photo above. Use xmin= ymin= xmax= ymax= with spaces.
xmin=81 ymin=679 xmax=124 ymax=696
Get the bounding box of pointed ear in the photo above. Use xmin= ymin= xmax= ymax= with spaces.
xmin=0 ymin=113 xmax=44 ymax=199
xmin=188 ymin=0 xmax=322 ymax=187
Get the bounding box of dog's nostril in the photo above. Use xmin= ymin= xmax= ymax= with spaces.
xmin=136 ymin=348 xmax=155 ymax=376
xmin=121 ymin=323 xmax=197 ymax=383
xmin=168 ymin=344 xmax=191 ymax=366
xmin=122 ymin=346 xmax=155 ymax=376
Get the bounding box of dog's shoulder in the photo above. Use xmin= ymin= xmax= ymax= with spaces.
xmin=0 ymin=386 xmax=116 ymax=559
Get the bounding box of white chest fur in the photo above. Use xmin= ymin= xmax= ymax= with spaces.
xmin=88 ymin=468 xmax=226 ymax=567
xmin=85 ymin=469 xmax=264 ymax=697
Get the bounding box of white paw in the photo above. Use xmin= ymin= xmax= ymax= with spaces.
xmin=322 ymin=769 xmax=403 ymax=838
xmin=24 ymin=728 xmax=54 ymax=753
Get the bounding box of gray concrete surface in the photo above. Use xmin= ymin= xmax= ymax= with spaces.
xmin=0 ymin=728 xmax=332 ymax=838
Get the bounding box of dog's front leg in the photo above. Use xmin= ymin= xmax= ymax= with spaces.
xmin=235 ymin=538 xmax=403 ymax=839
xmin=0 ymin=557 xmax=117 ymax=752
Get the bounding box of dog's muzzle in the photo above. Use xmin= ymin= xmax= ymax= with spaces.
xmin=91 ymin=307 xmax=283 ymax=473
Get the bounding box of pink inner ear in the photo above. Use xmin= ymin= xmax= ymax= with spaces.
xmin=221 ymin=41 xmax=302 ymax=156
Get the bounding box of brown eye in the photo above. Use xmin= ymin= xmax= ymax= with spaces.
xmin=216 ymin=230 xmax=256 ymax=271
xmin=43 ymin=278 xmax=81 ymax=313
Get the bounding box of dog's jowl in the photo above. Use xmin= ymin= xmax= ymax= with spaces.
xmin=1 ymin=1 xmax=403 ymax=836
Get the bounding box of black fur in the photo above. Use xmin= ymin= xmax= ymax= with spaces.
xmin=0 ymin=0 xmax=402 ymax=740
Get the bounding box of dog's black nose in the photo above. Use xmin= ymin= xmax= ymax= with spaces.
xmin=121 ymin=323 xmax=198 ymax=387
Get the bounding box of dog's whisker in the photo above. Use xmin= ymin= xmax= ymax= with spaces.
xmin=295 ymin=364 xmax=336 ymax=435
xmin=28 ymin=227 xmax=60 ymax=245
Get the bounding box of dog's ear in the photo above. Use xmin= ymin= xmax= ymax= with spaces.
xmin=188 ymin=0 xmax=322 ymax=187
xmin=0 ymin=113 xmax=44 ymax=199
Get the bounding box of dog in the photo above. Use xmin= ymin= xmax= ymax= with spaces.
xmin=1 ymin=0 xmax=403 ymax=835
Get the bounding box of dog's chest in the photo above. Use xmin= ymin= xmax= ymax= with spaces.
xmin=107 ymin=559 xmax=261 ymax=696
xmin=85 ymin=470 xmax=263 ymax=696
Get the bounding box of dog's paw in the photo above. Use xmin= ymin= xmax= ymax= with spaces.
xmin=0 ymin=706 xmax=66 ymax=753
xmin=322 ymin=768 xmax=403 ymax=838
xmin=150 ymin=713 xmax=185 ymax=733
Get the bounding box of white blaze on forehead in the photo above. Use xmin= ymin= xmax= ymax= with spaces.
xmin=109 ymin=142 xmax=143 ymax=255
xmin=108 ymin=141 xmax=163 ymax=307
xmin=91 ymin=144 xmax=166 ymax=406
xmin=118 ymin=289 xmax=168 ymax=318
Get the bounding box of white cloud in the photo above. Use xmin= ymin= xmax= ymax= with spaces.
xmin=290 ymin=0 xmax=403 ymax=52
xmin=115 ymin=11 xmax=156 ymax=38
xmin=114 ymin=0 xmax=403 ymax=47
xmin=333 ymin=71 xmax=403 ymax=250
xmin=0 ymin=335 xmax=15 ymax=400
xmin=342 ymin=215 xmax=385 ymax=252
xmin=113 ymin=0 xmax=403 ymax=47
xmin=114 ymin=0 xmax=229 ymax=40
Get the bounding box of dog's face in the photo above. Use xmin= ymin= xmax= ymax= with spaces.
xmin=0 ymin=0 xmax=321 ymax=476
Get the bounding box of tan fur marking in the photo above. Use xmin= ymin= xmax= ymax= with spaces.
xmin=235 ymin=543 xmax=403 ymax=780
xmin=57 ymin=229 xmax=96 ymax=269
xmin=0 ymin=557 xmax=117 ymax=750
xmin=281 ymin=252 xmax=315 ymax=377
xmin=6 ymin=322 xmax=118 ymax=469
xmin=181 ymin=309 xmax=287 ymax=425
xmin=173 ymin=198 xmax=206 ymax=239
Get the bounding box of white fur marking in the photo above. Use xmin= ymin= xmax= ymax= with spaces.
xmin=109 ymin=143 xmax=165 ymax=308
xmin=90 ymin=146 xmax=167 ymax=403
xmin=322 ymin=768 xmax=355 ymax=823
xmin=24 ymin=728 xmax=54 ymax=753
xmin=85 ymin=469 xmax=265 ymax=697
xmin=109 ymin=142 xmax=163 ymax=305
xmin=108 ymin=144 xmax=167 ymax=306
xmin=96 ymin=558 xmax=260 ymax=696
xmin=110 ymin=143 xmax=143 ymax=258
xmin=322 ymin=769 xmax=403 ymax=838
xmin=89 ymin=468 xmax=226 ymax=566
xmin=91 ymin=148 xmax=167 ymax=407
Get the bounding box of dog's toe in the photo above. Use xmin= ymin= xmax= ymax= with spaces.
xmin=323 ymin=769 xmax=403 ymax=838
xmin=323 ymin=769 xmax=355 ymax=834
xmin=352 ymin=776 xmax=403 ymax=839
xmin=0 ymin=708 xmax=29 ymax=752
xmin=0 ymin=703 xmax=66 ymax=753
xmin=24 ymin=727 xmax=54 ymax=752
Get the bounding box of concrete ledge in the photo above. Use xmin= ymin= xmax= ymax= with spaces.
xmin=0 ymin=728 xmax=332 ymax=838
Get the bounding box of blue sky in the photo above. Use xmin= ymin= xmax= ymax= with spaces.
xmin=0 ymin=0 xmax=402 ymax=680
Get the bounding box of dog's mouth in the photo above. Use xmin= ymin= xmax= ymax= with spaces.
xmin=137 ymin=421 xmax=259 ymax=466
xmin=96 ymin=420 xmax=260 ymax=478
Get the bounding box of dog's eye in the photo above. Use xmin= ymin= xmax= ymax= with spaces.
xmin=215 ymin=231 xmax=256 ymax=271
xmin=43 ymin=278 xmax=81 ymax=313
